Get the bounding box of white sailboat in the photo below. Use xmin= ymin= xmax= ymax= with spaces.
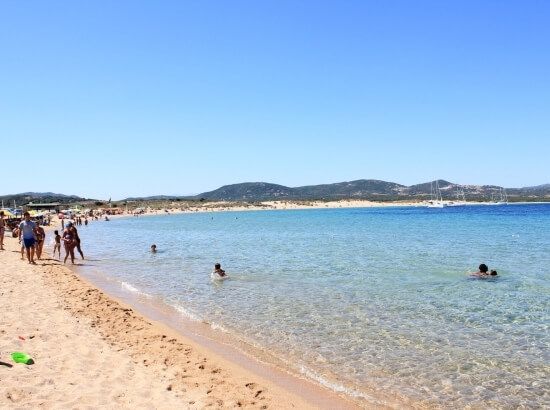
xmin=448 ymin=185 xmax=466 ymax=207
xmin=491 ymin=187 xmax=508 ymax=205
xmin=497 ymin=187 xmax=508 ymax=205
xmin=427 ymin=180 xmax=445 ymax=208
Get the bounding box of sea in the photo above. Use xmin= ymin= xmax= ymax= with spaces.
xmin=53 ymin=204 xmax=550 ymax=408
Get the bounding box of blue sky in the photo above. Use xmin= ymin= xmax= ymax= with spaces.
xmin=1 ymin=1 xmax=548 ymax=200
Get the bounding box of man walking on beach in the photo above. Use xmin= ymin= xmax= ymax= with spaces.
xmin=19 ymin=212 xmax=38 ymax=264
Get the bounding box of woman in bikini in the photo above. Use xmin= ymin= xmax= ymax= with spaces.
xmin=35 ymin=221 xmax=46 ymax=259
xmin=70 ymin=225 xmax=84 ymax=259
xmin=62 ymin=222 xmax=76 ymax=264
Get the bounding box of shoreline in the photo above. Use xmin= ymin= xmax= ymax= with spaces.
xmin=97 ymin=199 xmax=544 ymax=218
xmin=69 ymin=261 xmax=369 ymax=409
xmin=0 ymin=222 xmax=364 ymax=409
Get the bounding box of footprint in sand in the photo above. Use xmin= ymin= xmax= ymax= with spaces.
xmin=6 ymin=388 xmax=31 ymax=403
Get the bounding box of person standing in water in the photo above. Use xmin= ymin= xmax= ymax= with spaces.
xmin=70 ymin=224 xmax=84 ymax=259
xmin=53 ymin=230 xmax=62 ymax=259
xmin=62 ymin=222 xmax=76 ymax=264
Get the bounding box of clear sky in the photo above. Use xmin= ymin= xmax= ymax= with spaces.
xmin=1 ymin=1 xmax=549 ymax=200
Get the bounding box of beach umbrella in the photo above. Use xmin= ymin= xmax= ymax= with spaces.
xmin=1 ymin=209 xmax=15 ymax=217
xmin=58 ymin=212 xmax=65 ymax=219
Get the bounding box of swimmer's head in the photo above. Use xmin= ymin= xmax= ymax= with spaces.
xmin=151 ymin=244 xmax=156 ymax=250
xmin=65 ymin=222 xmax=73 ymax=228
xmin=478 ymin=264 xmax=488 ymax=273
xmin=489 ymin=270 xmax=498 ymax=276
xmin=215 ymin=263 xmax=221 ymax=270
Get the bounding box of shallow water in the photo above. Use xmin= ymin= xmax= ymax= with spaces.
xmin=61 ymin=204 xmax=550 ymax=408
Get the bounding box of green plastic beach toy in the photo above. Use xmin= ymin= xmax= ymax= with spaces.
xmin=11 ymin=352 xmax=33 ymax=364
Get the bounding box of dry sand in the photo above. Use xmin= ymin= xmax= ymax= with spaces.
xmin=159 ymin=199 xmax=426 ymax=214
xmin=0 ymin=226 xmax=361 ymax=409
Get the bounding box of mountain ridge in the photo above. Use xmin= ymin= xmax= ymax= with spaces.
xmin=2 ymin=179 xmax=549 ymax=204
xmin=190 ymin=179 xmax=550 ymax=202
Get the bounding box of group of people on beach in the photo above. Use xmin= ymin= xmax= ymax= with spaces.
xmin=1 ymin=211 xmax=85 ymax=265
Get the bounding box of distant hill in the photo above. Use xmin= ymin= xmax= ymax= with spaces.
xmin=2 ymin=180 xmax=549 ymax=205
xmin=191 ymin=183 xmax=294 ymax=201
xmin=192 ymin=179 xmax=550 ymax=202
xmin=196 ymin=180 xmax=409 ymax=201
xmin=18 ymin=192 xmax=80 ymax=198
xmin=522 ymin=184 xmax=550 ymax=190
xmin=0 ymin=192 xmax=87 ymax=206
xmin=125 ymin=195 xmax=188 ymax=201
xmin=293 ymin=179 xmax=406 ymax=200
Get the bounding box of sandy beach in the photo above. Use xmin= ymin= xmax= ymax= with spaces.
xmin=0 ymin=221 xmax=361 ymax=409
xmin=149 ymin=199 xmax=427 ymax=214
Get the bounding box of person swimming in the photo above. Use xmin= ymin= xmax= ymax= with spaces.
xmin=212 ymin=263 xmax=227 ymax=277
xmin=475 ymin=263 xmax=489 ymax=276
xmin=151 ymin=244 xmax=157 ymax=253
xmin=472 ymin=263 xmax=498 ymax=277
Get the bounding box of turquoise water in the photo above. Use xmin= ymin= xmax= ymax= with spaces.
xmin=60 ymin=204 xmax=550 ymax=408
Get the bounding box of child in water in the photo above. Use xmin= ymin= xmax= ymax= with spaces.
xmin=213 ymin=263 xmax=227 ymax=277
xmin=151 ymin=244 xmax=157 ymax=253
xmin=53 ymin=230 xmax=61 ymax=260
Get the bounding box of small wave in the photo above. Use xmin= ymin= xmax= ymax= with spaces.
xmin=120 ymin=282 xmax=152 ymax=299
xmin=121 ymin=281 xmax=140 ymax=293
xmin=298 ymin=364 xmax=386 ymax=406
xmin=210 ymin=322 xmax=229 ymax=333
xmin=174 ymin=304 xmax=204 ymax=323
